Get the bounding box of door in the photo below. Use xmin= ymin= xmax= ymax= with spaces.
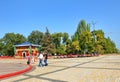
xmin=22 ymin=51 xmax=26 ymax=58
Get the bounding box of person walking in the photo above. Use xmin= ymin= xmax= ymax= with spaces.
xmin=38 ymin=52 xmax=43 ymax=67
xmin=44 ymin=53 xmax=48 ymax=66
xmin=27 ymin=56 xmax=31 ymax=65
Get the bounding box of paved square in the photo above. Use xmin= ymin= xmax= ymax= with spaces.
xmin=1 ymin=55 xmax=120 ymax=82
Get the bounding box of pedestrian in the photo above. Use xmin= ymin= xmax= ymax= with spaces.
xmin=44 ymin=53 xmax=48 ymax=66
xmin=38 ymin=52 xmax=44 ymax=67
xmin=27 ymin=56 xmax=31 ymax=65
xmin=31 ymin=56 xmax=35 ymax=63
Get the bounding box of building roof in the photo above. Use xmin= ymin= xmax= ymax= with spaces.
xmin=14 ymin=42 xmax=40 ymax=47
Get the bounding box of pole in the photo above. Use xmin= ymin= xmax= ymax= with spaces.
xmin=91 ymin=21 xmax=97 ymax=56
xmin=29 ymin=45 xmax=32 ymax=57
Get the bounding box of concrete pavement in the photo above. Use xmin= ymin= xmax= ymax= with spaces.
xmin=0 ymin=55 xmax=120 ymax=82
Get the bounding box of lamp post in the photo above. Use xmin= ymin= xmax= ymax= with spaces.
xmin=29 ymin=45 xmax=32 ymax=57
xmin=91 ymin=21 xmax=97 ymax=55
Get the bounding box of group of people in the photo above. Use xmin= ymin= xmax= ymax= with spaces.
xmin=27 ymin=52 xmax=48 ymax=67
xmin=38 ymin=52 xmax=48 ymax=67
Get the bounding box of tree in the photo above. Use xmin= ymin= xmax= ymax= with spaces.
xmin=62 ymin=32 xmax=69 ymax=45
xmin=15 ymin=33 xmax=27 ymax=44
xmin=75 ymin=20 xmax=90 ymax=40
xmin=2 ymin=33 xmax=26 ymax=56
xmin=91 ymin=30 xmax=105 ymax=54
xmin=52 ymin=32 xmax=62 ymax=49
xmin=71 ymin=41 xmax=80 ymax=54
xmin=79 ymin=31 xmax=92 ymax=54
xmin=41 ymin=27 xmax=55 ymax=54
xmin=103 ymin=37 xmax=118 ymax=53
xmin=56 ymin=44 xmax=67 ymax=55
xmin=95 ymin=44 xmax=104 ymax=54
xmin=71 ymin=32 xmax=79 ymax=41
xmin=0 ymin=38 xmax=4 ymax=55
xmin=0 ymin=19 xmax=118 ymax=56
xmin=64 ymin=38 xmax=72 ymax=54
xmin=28 ymin=30 xmax=43 ymax=45
xmin=72 ymin=20 xmax=91 ymax=54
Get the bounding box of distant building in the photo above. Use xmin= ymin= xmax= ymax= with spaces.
xmin=14 ymin=42 xmax=40 ymax=58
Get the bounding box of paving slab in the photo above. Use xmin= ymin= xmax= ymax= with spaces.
xmin=0 ymin=60 xmax=32 ymax=79
xmin=0 ymin=55 xmax=120 ymax=82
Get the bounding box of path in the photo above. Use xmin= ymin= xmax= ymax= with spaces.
xmin=0 ymin=55 xmax=120 ymax=82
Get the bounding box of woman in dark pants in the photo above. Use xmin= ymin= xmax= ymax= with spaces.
xmin=44 ymin=54 xmax=48 ymax=66
xmin=27 ymin=56 xmax=31 ymax=65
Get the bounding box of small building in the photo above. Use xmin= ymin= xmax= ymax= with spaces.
xmin=14 ymin=42 xmax=40 ymax=58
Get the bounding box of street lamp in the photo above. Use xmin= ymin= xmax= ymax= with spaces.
xmin=91 ymin=21 xmax=97 ymax=55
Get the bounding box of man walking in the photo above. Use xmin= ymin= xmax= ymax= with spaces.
xmin=38 ymin=52 xmax=43 ymax=67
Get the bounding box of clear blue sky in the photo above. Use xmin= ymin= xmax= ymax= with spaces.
xmin=0 ymin=0 xmax=120 ymax=49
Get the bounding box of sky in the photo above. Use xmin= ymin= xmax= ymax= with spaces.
xmin=0 ymin=0 xmax=120 ymax=49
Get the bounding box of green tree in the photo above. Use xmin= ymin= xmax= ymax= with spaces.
xmin=72 ymin=20 xmax=91 ymax=54
xmin=92 ymin=30 xmax=105 ymax=54
xmin=56 ymin=44 xmax=67 ymax=55
xmin=52 ymin=32 xmax=62 ymax=49
xmin=0 ymin=38 xmax=4 ymax=55
xmin=71 ymin=41 xmax=80 ymax=54
xmin=28 ymin=30 xmax=43 ymax=44
xmin=104 ymin=37 xmax=118 ymax=53
xmin=64 ymin=38 xmax=72 ymax=54
xmin=75 ymin=20 xmax=90 ymax=38
xmin=14 ymin=33 xmax=27 ymax=44
xmin=2 ymin=33 xmax=26 ymax=56
xmin=95 ymin=44 xmax=104 ymax=54
xmin=62 ymin=32 xmax=69 ymax=45
xmin=71 ymin=32 xmax=79 ymax=41
xmin=41 ymin=27 xmax=55 ymax=54
xmin=79 ymin=31 xmax=92 ymax=54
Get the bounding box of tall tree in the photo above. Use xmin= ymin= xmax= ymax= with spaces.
xmin=71 ymin=32 xmax=79 ymax=41
xmin=91 ymin=30 xmax=105 ymax=54
xmin=75 ymin=20 xmax=90 ymax=37
xmin=41 ymin=27 xmax=55 ymax=54
xmin=28 ymin=30 xmax=43 ymax=45
xmin=79 ymin=31 xmax=92 ymax=54
xmin=72 ymin=20 xmax=91 ymax=54
xmin=52 ymin=32 xmax=62 ymax=49
xmin=62 ymin=32 xmax=69 ymax=45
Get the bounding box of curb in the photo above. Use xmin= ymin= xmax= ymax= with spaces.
xmin=0 ymin=65 xmax=32 ymax=79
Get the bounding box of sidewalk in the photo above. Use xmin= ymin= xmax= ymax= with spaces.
xmin=0 ymin=62 xmax=32 ymax=79
xmin=0 ymin=55 xmax=120 ymax=82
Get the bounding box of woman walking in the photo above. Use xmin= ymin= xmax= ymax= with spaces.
xmin=44 ymin=53 xmax=48 ymax=66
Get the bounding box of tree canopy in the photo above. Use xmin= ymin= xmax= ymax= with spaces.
xmin=0 ymin=20 xmax=118 ymax=56
xmin=0 ymin=33 xmax=26 ymax=56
